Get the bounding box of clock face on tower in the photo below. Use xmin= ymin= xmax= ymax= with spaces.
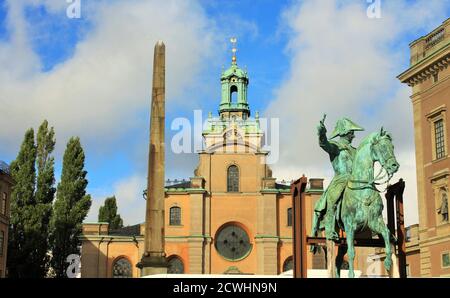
xmin=215 ymin=224 xmax=251 ymax=261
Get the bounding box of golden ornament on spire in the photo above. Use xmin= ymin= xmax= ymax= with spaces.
xmin=230 ymin=37 xmax=237 ymax=64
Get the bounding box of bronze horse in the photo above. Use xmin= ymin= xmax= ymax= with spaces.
xmin=336 ymin=128 xmax=399 ymax=278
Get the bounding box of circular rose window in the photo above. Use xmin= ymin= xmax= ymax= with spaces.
xmin=215 ymin=224 xmax=251 ymax=261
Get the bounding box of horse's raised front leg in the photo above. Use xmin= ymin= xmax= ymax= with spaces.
xmin=370 ymin=217 xmax=393 ymax=274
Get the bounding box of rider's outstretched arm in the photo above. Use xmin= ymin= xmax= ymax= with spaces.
xmin=318 ymin=118 xmax=339 ymax=156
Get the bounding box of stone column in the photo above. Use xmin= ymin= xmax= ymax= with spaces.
xmin=138 ymin=41 xmax=168 ymax=275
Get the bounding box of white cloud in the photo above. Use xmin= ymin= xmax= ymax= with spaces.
xmin=0 ymin=0 xmax=218 ymax=226
xmin=87 ymin=174 xmax=146 ymax=226
xmin=0 ymin=0 xmax=220 ymax=156
xmin=265 ymin=0 xmax=446 ymax=226
xmin=112 ymin=174 xmax=146 ymax=226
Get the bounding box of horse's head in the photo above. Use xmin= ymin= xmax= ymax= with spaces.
xmin=370 ymin=127 xmax=399 ymax=179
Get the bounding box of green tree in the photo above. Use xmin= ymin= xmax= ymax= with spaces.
xmin=7 ymin=121 xmax=57 ymax=278
xmin=34 ymin=120 xmax=56 ymax=277
xmin=7 ymin=128 xmax=37 ymax=278
xmin=98 ymin=196 xmax=123 ymax=230
xmin=50 ymin=137 xmax=91 ymax=278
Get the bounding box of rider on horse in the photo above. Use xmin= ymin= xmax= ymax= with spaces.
xmin=311 ymin=115 xmax=364 ymax=242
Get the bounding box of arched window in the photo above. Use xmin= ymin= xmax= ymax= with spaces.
xmin=169 ymin=206 xmax=181 ymax=226
xmin=230 ymin=85 xmax=238 ymax=103
xmin=227 ymin=165 xmax=239 ymax=192
xmin=112 ymin=258 xmax=132 ymax=278
xmin=283 ymin=256 xmax=293 ymax=272
xmin=287 ymin=208 xmax=292 ymax=227
xmin=167 ymin=256 xmax=184 ymax=274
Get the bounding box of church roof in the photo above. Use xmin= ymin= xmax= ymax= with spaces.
xmin=165 ymin=179 xmax=191 ymax=189
xmin=109 ymin=224 xmax=141 ymax=237
xmin=275 ymin=182 xmax=291 ymax=190
xmin=203 ymin=117 xmax=262 ymax=135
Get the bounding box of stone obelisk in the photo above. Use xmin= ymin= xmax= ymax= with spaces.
xmin=138 ymin=40 xmax=168 ymax=275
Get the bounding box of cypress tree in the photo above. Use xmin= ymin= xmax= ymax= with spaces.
xmin=34 ymin=120 xmax=56 ymax=277
xmin=50 ymin=137 xmax=91 ymax=278
xmin=7 ymin=129 xmax=37 ymax=278
xmin=98 ymin=196 xmax=123 ymax=230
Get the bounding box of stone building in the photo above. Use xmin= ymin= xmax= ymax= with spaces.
xmin=398 ymin=18 xmax=450 ymax=277
xmin=0 ymin=161 xmax=13 ymax=278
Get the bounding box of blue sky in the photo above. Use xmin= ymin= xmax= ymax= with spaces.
xmin=1 ymin=0 xmax=449 ymax=225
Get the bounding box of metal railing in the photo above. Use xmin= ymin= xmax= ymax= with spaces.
xmin=425 ymin=28 xmax=445 ymax=50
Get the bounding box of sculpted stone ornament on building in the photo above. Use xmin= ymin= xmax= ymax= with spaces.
xmin=437 ymin=189 xmax=448 ymax=222
xmin=311 ymin=114 xmax=400 ymax=278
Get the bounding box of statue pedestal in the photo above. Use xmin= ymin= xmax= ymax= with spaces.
xmin=140 ymin=266 xmax=168 ymax=276
xmin=137 ymin=254 xmax=168 ymax=276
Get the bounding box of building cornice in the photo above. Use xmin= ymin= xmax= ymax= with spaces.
xmin=260 ymin=189 xmax=282 ymax=194
xmin=164 ymin=188 xmax=207 ymax=194
xmin=425 ymin=104 xmax=447 ymax=119
xmin=398 ymin=46 xmax=450 ymax=87
xmin=79 ymin=235 xmax=215 ymax=241
xmin=418 ymin=233 xmax=450 ymax=246
xmin=429 ymin=168 xmax=450 ymax=182
xmin=79 ymin=235 xmax=144 ymax=241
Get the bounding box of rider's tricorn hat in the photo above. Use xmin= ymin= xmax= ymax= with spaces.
xmin=330 ymin=118 xmax=364 ymax=139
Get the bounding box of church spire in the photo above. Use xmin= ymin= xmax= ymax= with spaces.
xmin=203 ymin=38 xmax=263 ymax=150
xmin=230 ymin=37 xmax=237 ymax=65
xmin=219 ymin=37 xmax=250 ymax=119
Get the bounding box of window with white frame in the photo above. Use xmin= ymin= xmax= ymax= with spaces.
xmin=435 ymin=119 xmax=446 ymax=159
xmin=426 ymin=106 xmax=447 ymax=161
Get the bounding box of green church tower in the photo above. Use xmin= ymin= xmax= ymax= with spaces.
xmin=202 ymin=38 xmax=263 ymax=150
xmin=219 ymin=37 xmax=250 ymax=120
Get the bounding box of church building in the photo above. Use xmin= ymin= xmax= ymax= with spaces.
xmin=80 ymin=44 xmax=326 ymax=277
